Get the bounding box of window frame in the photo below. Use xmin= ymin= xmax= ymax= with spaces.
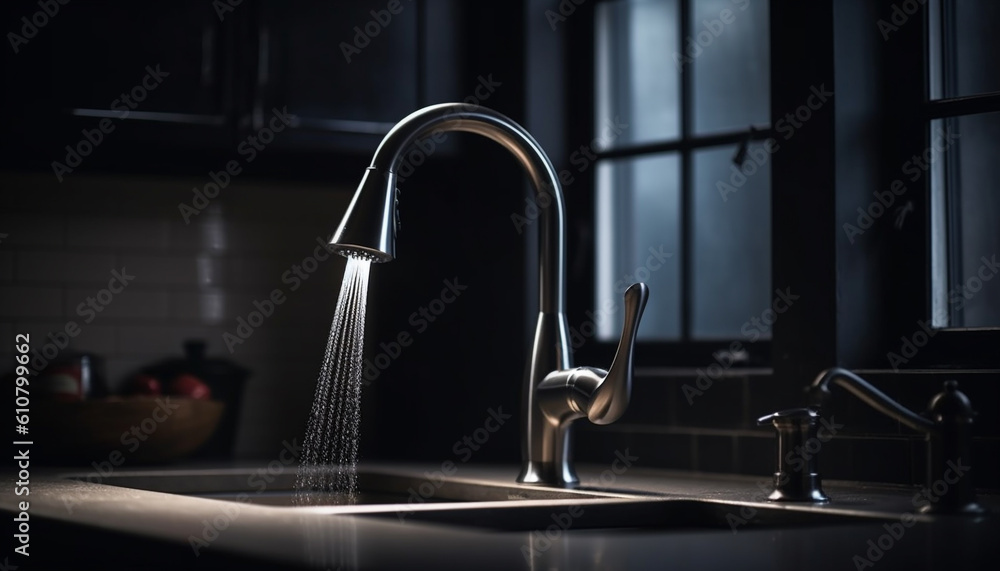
xmin=878 ymin=0 xmax=1000 ymax=370
xmin=563 ymin=0 xmax=1000 ymax=373
xmin=566 ymin=0 xmax=775 ymax=369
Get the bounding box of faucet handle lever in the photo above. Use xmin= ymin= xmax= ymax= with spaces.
xmin=536 ymin=284 xmax=648 ymax=430
xmin=587 ymin=282 xmax=649 ymax=424
xmin=538 ymin=284 xmax=648 ymax=423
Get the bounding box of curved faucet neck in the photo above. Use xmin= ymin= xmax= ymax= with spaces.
xmin=369 ymin=103 xmax=566 ymax=315
xmin=809 ymin=367 xmax=936 ymax=433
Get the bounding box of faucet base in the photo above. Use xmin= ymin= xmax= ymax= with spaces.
xmin=517 ymin=461 xmax=578 ymax=488
xmin=766 ymin=472 xmax=830 ymax=503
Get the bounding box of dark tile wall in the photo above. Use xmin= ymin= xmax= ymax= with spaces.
xmin=0 ymin=171 xmax=352 ymax=458
xmin=575 ymin=369 xmax=1000 ymax=491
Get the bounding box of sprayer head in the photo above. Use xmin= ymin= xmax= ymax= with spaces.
xmin=329 ymin=167 xmax=396 ymax=263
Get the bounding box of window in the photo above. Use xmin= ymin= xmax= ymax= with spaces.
xmin=591 ymin=0 xmax=772 ymax=346
xmin=927 ymin=0 xmax=1000 ymax=329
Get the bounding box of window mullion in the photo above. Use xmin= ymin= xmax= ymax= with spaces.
xmin=679 ymin=0 xmax=693 ymax=341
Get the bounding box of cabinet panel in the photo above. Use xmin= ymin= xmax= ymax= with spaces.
xmin=258 ymin=0 xmax=418 ymax=130
xmin=49 ymin=1 xmax=232 ymax=122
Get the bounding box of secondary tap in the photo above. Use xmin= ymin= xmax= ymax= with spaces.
xmin=807 ymin=368 xmax=983 ymax=514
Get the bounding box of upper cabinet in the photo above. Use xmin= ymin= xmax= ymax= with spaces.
xmin=251 ymin=0 xmax=464 ymax=152
xmin=2 ymin=0 xmax=236 ymax=155
xmin=0 ymin=0 xmax=465 ymax=171
xmin=50 ymin=2 xmax=233 ymax=123
xmin=254 ymin=0 xmax=417 ymax=150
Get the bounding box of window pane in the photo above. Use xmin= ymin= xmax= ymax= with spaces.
xmin=691 ymin=0 xmax=770 ymax=134
xmin=692 ymin=146 xmax=771 ymax=338
xmin=930 ymin=0 xmax=1000 ymax=99
xmin=596 ymin=0 xmax=680 ymax=148
xmin=595 ymin=155 xmax=682 ymax=341
xmin=932 ymin=112 xmax=1000 ymax=327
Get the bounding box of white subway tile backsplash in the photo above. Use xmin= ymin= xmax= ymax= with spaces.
xmin=115 ymin=324 xmax=226 ymax=356
xmin=16 ymin=251 xmax=119 ymax=283
xmin=48 ymin=176 xmax=183 ymax=216
xmin=70 ymin=324 xmax=118 ymax=354
xmin=0 ymin=252 xmax=12 ymax=282
xmin=67 ymin=217 xmax=170 ymax=251
xmin=226 ymin=256 xmax=290 ymax=288
xmin=0 ymin=286 xmax=63 ymax=317
xmin=0 ymin=321 xmax=13 ymax=347
xmin=12 ymin=320 xmax=63 ymax=339
xmin=2 ymin=214 xmax=65 ymax=247
xmin=117 ymin=254 xmax=224 ymax=287
xmin=215 ymin=322 xmax=328 ymax=359
xmin=65 ymin=288 xmax=169 ymax=320
xmin=167 ymin=219 xmax=211 ymax=253
xmin=15 ymin=320 xmax=118 ymax=356
xmin=168 ymin=290 xmax=237 ymax=323
xmin=2 ymin=171 xmax=354 ymax=457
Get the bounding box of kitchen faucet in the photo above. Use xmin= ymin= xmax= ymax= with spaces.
xmin=804 ymin=368 xmax=983 ymax=514
xmin=328 ymin=103 xmax=649 ymax=487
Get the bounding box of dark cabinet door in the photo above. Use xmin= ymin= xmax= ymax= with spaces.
xmin=250 ymin=0 xmax=464 ymax=153
xmin=51 ymin=2 xmax=231 ymax=119
xmin=2 ymin=0 xmax=235 ymax=167
xmin=0 ymin=0 xmax=466 ymax=174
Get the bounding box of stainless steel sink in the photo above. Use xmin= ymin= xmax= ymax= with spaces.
xmin=66 ymin=467 xmax=640 ymax=505
xmin=370 ymin=497 xmax=870 ymax=530
xmin=65 ymin=466 xmax=910 ymax=532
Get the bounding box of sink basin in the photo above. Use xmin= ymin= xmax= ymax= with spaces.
xmin=67 ymin=467 xmax=638 ymax=505
xmin=63 ymin=466 xmax=903 ymax=533
xmin=367 ymin=496 xmax=870 ymax=530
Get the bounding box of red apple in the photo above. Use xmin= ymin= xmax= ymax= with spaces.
xmin=169 ymin=374 xmax=212 ymax=400
xmin=124 ymin=374 xmax=162 ymax=396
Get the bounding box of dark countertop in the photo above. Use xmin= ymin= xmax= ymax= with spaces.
xmin=2 ymin=463 xmax=997 ymax=571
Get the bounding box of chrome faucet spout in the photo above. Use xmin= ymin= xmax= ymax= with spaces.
xmin=329 ymin=103 xmax=646 ymax=487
